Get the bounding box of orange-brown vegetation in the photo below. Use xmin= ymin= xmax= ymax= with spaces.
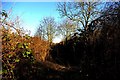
xmin=29 ymin=37 xmax=49 ymax=61
xmin=1 ymin=27 xmax=49 ymax=61
xmin=1 ymin=26 xmax=50 ymax=79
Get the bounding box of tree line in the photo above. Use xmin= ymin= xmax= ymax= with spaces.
xmin=35 ymin=2 xmax=103 ymax=45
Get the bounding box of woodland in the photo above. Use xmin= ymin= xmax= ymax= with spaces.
xmin=1 ymin=2 xmax=120 ymax=80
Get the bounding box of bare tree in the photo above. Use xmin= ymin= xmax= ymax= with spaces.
xmin=58 ymin=18 xmax=77 ymax=40
xmin=1 ymin=10 xmax=26 ymax=36
xmin=35 ymin=17 xmax=57 ymax=45
xmin=57 ymin=2 xmax=102 ymax=31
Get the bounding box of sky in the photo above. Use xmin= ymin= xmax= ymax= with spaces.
xmin=2 ymin=2 xmax=61 ymax=36
xmin=2 ymin=1 xmax=118 ymax=43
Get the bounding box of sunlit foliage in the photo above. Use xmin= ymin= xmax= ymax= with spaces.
xmin=1 ymin=10 xmax=50 ymax=79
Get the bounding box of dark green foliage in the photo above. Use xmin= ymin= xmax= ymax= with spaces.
xmin=49 ymin=2 xmax=120 ymax=80
xmin=1 ymin=10 xmax=8 ymax=18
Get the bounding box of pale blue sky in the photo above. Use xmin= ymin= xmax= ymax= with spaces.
xmin=2 ymin=2 xmax=61 ymax=36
